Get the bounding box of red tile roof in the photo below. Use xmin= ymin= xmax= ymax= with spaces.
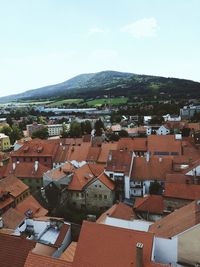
xmin=97 ymin=142 xmax=118 ymax=163
xmin=73 ymin=221 xmax=154 ymax=267
xmin=131 ymin=157 xmax=173 ymax=181
xmin=147 ymin=135 xmax=182 ymax=155
xmin=15 ymin=195 xmax=48 ymax=218
xmin=106 ymin=150 xmax=132 ymax=175
xmin=24 ymin=252 xmax=72 ymax=267
xmin=0 ymin=174 xmax=29 ymax=198
xmin=3 ymin=161 xmax=49 ymax=179
xmin=2 ymin=208 xmax=25 ymax=229
xmin=117 ymin=137 xmax=147 ymax=152
xmin=149 ymin=200 xmax=200 ymax=238
xmin=68 ymin=163 xmax=104 ymax=191
xmin=164 ymin=182 xmax=200 ymax=200
xmin=67 ymin=142 xmax=91 ymax=162
xmin=0 ymin=233 xmax=36 ymax=267
xmin=97 ymin=173 xmax=115 ymax=191
xmin=97 ymin=202 xmax=135 ymax=223
xmin=60 ymin=242 xmax=77 ymax=262
xmin=86 ymin=147 xmax=101 ymax=161
xmin=134 ymin=195 xmax=164 ymax=215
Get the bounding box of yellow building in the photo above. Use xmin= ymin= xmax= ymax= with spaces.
xmin=0 ymin=133 xmax=11 ymax=151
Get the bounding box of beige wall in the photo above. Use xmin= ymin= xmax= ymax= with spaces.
xmin=178 ymin=224 xmax=200 ymax=265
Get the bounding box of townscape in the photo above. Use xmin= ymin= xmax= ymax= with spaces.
xmin=0 ymin=98 xmax=200 ymax=266
xmin=1 ymin=1 xmax=200 ymax=266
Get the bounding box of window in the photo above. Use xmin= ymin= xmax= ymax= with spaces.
xmin=76 ymin=193 xmax=79 ymax=197
xmin=81 ymin=193 xmax=84 ymax=198
xmin=99 ymin=194 xmax=102 ymax=199
xmin=94 ymin=194 xmax=97 ymax=198
xmin=104 ymin=195 xmax=107 ymax=199
xmin=99 ymin=185 xmax=102 ymax=188
xmin=109 ymin=173 xmax=113 ymax=179
xmin=95 ymin=185 xmax=97 ymax=187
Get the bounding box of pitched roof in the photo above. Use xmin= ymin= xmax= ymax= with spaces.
xmin=3 ymin=161 xmax=49 ymax=179
xmin=164 ymin=182 xmax=200 ymax=200
xmin=131 ymin=157 xmax=173 ymax=181
xmin=96 ymin=173 xmax=115 ymax=191
xmin=117 ymin=137 xmax=147 ymax=152
xmin=134 ymin=195 xmax=164 ymax=215
xmin=106 ymin=150 xmax=132 ymax=175
xmin=149 ymin=200 xmax=200 ymax=238
xmin=0 ymin=233 xmax=36 ymax=267
xmin=11 ymin=139 xmax=59 ymax=158
xmin=147 ymin=135 xmax=182 ymax=155
xmin=67 ymin=142 xmax=91 ymax=162
xmin=15 ymin=195 xmax=48 ymax=218
xmin=2 ymin=208 xmax=25 ymax=229
xmin=0 ymin=174 xmax=29 ymax=198
xmin=97 ymin=142 xmax=118 ymax=163
xmin=86 ymin=146 xmax=101 ymax=161
xmin=68 ymin=163 xmax=104 ymax=191
xmin=45 ymin=162 xmax=74 ymax=181
xmin=73 ymin=221 xmax=154 ymax=267
xmin=97 ymin=202 xmax=136 ymax=224
xmin=24 ymin=252 xmax=72 ymax=267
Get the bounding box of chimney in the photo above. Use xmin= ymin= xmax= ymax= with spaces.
xmin=136 ymin=242 xmax=143 ymax=267
xmin=12 ymin=162 xmax=16 ymax=171
xmin=0 ymin=217 xmax=3 ymax=229
xmin=34 ymin=161 xmax=39 ymax=172
xmin=146 ymin=152 xmax=150 ymax=162
xmin=159 ymin=157 xmax=162 ymax=163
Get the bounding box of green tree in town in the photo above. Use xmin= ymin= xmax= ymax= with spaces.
xmin=69 ymin=121 xmax=82 ymax=138
xmin=32 ymin=127 xmax=49 ymax=139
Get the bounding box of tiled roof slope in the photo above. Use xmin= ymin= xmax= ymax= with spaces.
xmin=73 ymin=221 xmax=154 ymax=267
xmin=131 ymin=157 xmax=172 ymax=181
xmin=117 ymin=137 xmax=147 ymax=152
xmin=97 ymin=173 xmax=115 ymax=190
xmin=3 ymin=161 xmax=49 ymax=179
xmin=134 ymin=195 xmax=164 ymax=215
xmin=0 ymin=233 xmax=36 ymax=267
xmin=164 ymin=183 xmax=200 ymax=200
xmin=24 ymin=252 xmax=72 ymax=267
xmin=15 ymin=195 xmax=48 ymax=217
xmin=147 ymin=135 xmax=182 ymax=155
xmin=106 ymin=150 xmax=132 ymax=175
xmin=0 ymin=174 xmax=29 ymax=197
xmin=97 ymin=142 xmax=118 ymax=163
xmin=149 ymin=200 xmax=200 ymax=238
xmin=2 ymin=208 xmax=25 ymax=229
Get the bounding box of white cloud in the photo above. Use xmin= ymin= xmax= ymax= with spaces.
xmin=120 ymin=17 xmax=159 ymax=38
xmin=88 ymin=26 xmax=109 ymax=35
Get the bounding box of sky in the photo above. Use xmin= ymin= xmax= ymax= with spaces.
xmin=0 ymin=0 xmax=200 ymax=96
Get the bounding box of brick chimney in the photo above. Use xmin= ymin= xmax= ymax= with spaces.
xmin=136 ymin=242 xmax=144 ymax=267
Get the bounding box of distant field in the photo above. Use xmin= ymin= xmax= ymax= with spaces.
xmin=48 ymin=99 xmax=84 ymax=107
xmin=85 ymin=97 xmax=128 ymax=107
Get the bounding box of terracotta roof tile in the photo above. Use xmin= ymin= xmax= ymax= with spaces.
xmin=0 ymin=174 xmax=29 ymax=198
xmin=164 ymin=182 xmax=200 ymax=200
xmin=131 ymin=157 xmax=173 ymax=181
xmin=86 ymin=147 xmax=101 ymax=161
xmin=118 ymin=137 xmax=147 ymax=152
xmin=106 ymin=150 xmax=132 ymax=175
xmin=15 ymin=195 xmax=48 ymax=218
xmin=148 ymin=135 xmax=182 ymax=155
xmin=97 ymin=173 xmax=115 ymax=191
xmin=24 ymin=252 xmax=72 ymax=267
xmin=67 ymin=142 xmax=91 ymax=162
xmin=73 ymin=221 xmax=154 ymax=267
xmin=0 ymin=233 xmax=36 ymax=267
xmin=68 ymin=163 xmax=104 ymax=191
xmin=149 ymin=200 xmax=200 ymax=238
xmin=2 ymin=208 xmax=25 ymax=229
xmin=3 ymin=161 xmax=49 ymax=179
xmin=134 ymin=195 xmax=164 ymax=215
xmin=97 ymin=142 xmax=118 ymax=163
